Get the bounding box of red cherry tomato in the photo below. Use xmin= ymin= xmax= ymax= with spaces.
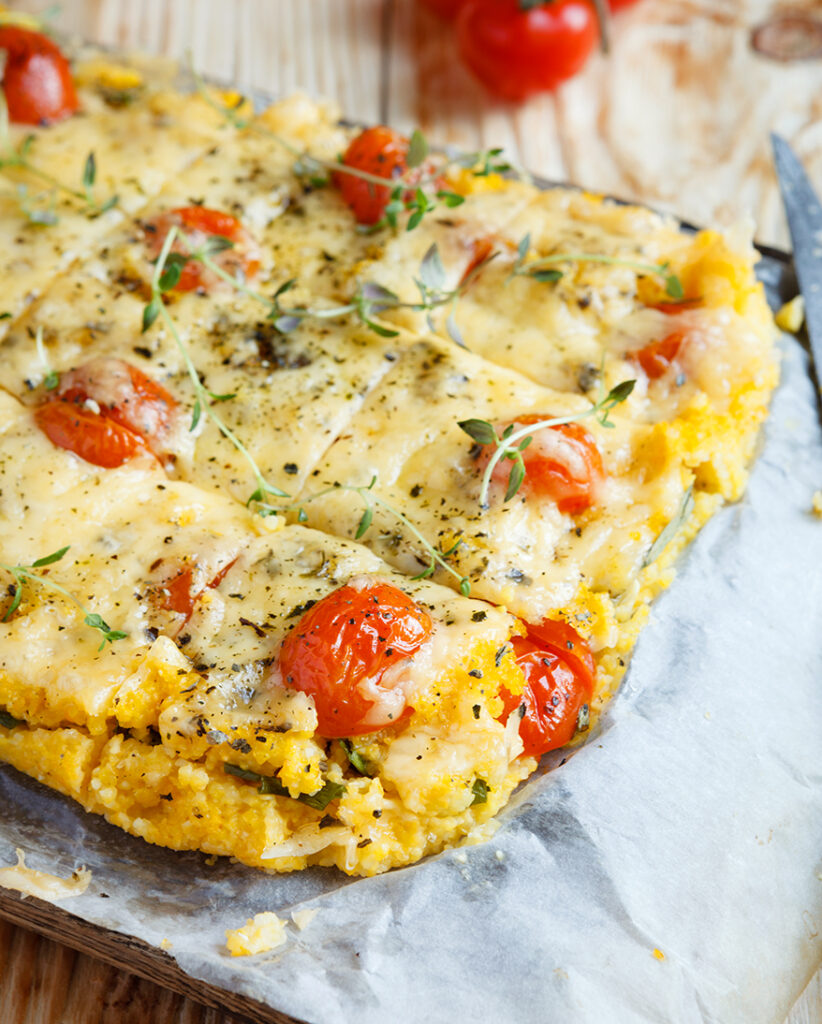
xmin=143 ymin=206 xmax=260 ymax=293
xmin=0 ymin=27 xmax=78 ymax=125
xmin=633 ymin=330 xmax=687 ymax=380
xmin=499 ymin=619 xmax=594 ymax=758
xmin=35 ymin=401 xmax=145 ymax=469
xmin=456 ymin=0 xmax=599 ymax=102
xmin=279 ymin=580 xmax=433 ymax=738
xmin=419 ymin=0 xmax=468 ymax=17
xmin=333 ymin=127 xmax=411 ymax=226
xmin=608 ymin=0 xmax=642 ymax=9
xmin=36 ymin=358 xmax=179 ymax=468
xmin=459 ymin=236 xmax=496 ymax=286
xmin=161 ymin=559 xmax=238 ymax=621
xmin=526 ymin=616 xmax=596 ymax=693
xmin=492 ymin=415 xmax=605 ymax=514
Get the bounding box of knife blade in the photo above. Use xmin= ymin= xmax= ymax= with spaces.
xmin=772 ymin=134 xmax=822 ymax=369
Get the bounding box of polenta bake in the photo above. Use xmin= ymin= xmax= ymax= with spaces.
xmin=0 ymin=23 xmax=778 ymax=877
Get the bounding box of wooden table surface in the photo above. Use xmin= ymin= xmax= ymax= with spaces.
xmin=1 ymin=1 xmax=821 ymax=1022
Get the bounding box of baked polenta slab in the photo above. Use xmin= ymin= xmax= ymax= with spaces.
xmin=0 ymin=25 xmax=778 ymax=876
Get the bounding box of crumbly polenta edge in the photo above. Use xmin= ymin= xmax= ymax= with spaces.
xmin=0 ymin=49 xmax=779 ymax=877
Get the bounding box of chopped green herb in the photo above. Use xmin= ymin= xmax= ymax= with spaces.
xmin=471 ymin=778 xmax=489 ymax=805
xmin=0 ymin=710 xmax=23 ymax=730
xmin=341 ymin=739 xmax=375 ymax=777
xmin=224 ymin=763 xmax=346 ymax=810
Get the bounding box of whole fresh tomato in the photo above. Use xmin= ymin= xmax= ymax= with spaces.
xmin=499 ymin=618 xmax=595 ymax=758
xmin=279 ymin=579 xmax=433 ymax=738
xmin=0 ymin=26 xmax=78 ymax=124
xmin=419 ymin=0 xmax=467 ymax=17
xmin=456 ymin=0 xmax=599 ymax=101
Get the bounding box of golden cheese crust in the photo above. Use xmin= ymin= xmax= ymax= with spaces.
xmin=0 ymin=45 xmax=778 ymax=876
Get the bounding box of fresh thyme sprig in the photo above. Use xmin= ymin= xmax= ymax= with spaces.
xmin=256 ymin=475 xmax=471 ymax=595
xmin=0 ymin=90 xmax=119 ymax=223
xmin=189 ymin=62 xmax=521 ymax=234
xmin=142 ymin=226 xmax=289 ymax=505
xmin=0 ymin=546 xmax=128 ymax=649
xmin=509 ymin=233 xmax=684 ymax=299
xmin=193 ymin=239 xmax=493 ymax=347
xmin=459 ymin=380 xmax=635 ymax=510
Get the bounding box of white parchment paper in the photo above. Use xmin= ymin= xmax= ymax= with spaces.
xmin=1 ymin=257 xmax=820 ymax=1024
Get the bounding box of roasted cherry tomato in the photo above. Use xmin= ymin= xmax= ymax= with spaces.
xmin=492 ymin=415 xmax=604 ymax=515
xmin=161 ymin=559 xmax=238 ymax=621
xmin=35 ymin=401 xmax=146 ymax=469
xmin=419 ymin=0 xmax=468 ymax=17
xmin=633 ymin=330 xmax=687 ymax=379
xmin=456 ymin=0 xmax=599 ymax=102
xmin=0 ymin=26 xmax=78 ymax=125
xmin=36 ymin=357 xmax=179 ymax=468
xmin=460 ymin=236 xmax=496 ymax=286
xmin=333 ymin=126 xmax=411 ymax=225
xmin=499 ymin=618 xmax=594 ymax=758
xmin=279 ymin=579 xmax=433 ymax=738
xmin=143 ymin=206 xmax=260 ymax=293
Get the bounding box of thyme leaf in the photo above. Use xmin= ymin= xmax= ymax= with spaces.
xmin=510 ymin=235 xmax=684 ymax=299
xmin=0 ymin=546 xmax=127 ymax=649
xmin=0 ymin=91 xmax=119 ymax=221
xmin=459 ymin=380 xmax=635 ymax=510
xmin=143 ymin=226 xmax=289 ymax=506
xmin=470 ymin=778 xmax=488 ymax=805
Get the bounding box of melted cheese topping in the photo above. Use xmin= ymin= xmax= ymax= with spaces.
xmin=0 ymin=76 xmax=778 ymax=877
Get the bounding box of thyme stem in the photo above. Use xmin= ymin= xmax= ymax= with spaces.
xmin=149 ymin=227 xmax=288 ymax=501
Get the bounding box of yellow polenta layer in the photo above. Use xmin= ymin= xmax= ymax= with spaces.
xmin=0 ymin=639 xmax=530 ymax=876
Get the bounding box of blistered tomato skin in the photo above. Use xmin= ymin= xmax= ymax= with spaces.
xmin=35 ymin=358 xmax=179 ymax=469
xmin=143 ymin=206 xmax=260 ymax=292
xmin=160 ymin=559 xmax=238 ymax=622
xmin=279 ymin=580 xmax=433 ymax=738
xmin=35 ymin=401 xmax=145 ymax=469
xmin=493 ymin=416 xmax=605 ymax=515
xmin=333 ymin=127 xmax=410 ymax=225
xmin=499 ymin=619 xmax=595 ymax=758
xmin=0 ymin=27 xmax=79 ymax=125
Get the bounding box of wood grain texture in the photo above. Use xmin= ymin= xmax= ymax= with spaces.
xmin=1 ymin=0 xmax=821 ymax=1021
xmin=0 ymin=891 xmax=300 ymax=1024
